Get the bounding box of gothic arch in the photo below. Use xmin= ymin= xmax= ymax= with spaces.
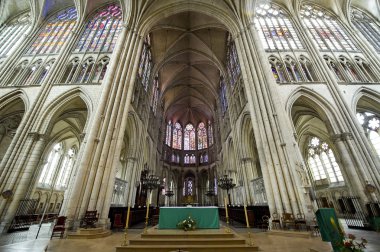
xmin=352 ymin=87 xmax=380 ymax=114
xmin=35 ymin=88 xmax=92 ymax=134
xmin=286 ymin=87 xmax=343 ymax=135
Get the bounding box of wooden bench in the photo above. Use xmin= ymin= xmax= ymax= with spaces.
xmin=51 ymin=216 xmax=66 ymax=239
xmin=81 ymin=210 xmax=99 ymax=228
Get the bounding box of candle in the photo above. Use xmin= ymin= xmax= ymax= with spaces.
xmin=206 ymin=180 xmax=209 ymax=189
xmin=125 ymin=205 xmax=131 ymax=229
xmin=145 ymin=199 xmax=150 ymax=219
xmin=170 ymin=181 xmax=173 ymax=190
xmin=224 ymin=197 xmax=229 ymax=218
xmin=244 ymin=205 xmax=250 ymax=228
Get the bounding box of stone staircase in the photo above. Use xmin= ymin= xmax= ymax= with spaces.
xmin=67 ymin=227 xmax=111 ymax=239
xmin=116 ymin=228 xmax=259 ymax=252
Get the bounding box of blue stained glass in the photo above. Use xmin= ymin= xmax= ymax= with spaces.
xmin=74 ymin=4 xmax=122 ymax=53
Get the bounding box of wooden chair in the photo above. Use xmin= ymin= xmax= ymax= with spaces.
xmin=271 ymin=213 xmax=281 ymax=230
xmin=281 ymin=213 xmax=295 ymax=230
xmin=81 ymin=210 xmax=99 ymax=228
xmin=113 ymin=213 xmax=124 ymax=230
xmin=261 ymin=215 xmax=269 ymax=231
xmin=295 ymin=213 xmax=307 ymax=231
xmin=51 ymin=216 xmax=66 ymax=239
xmin=311 ymin=217 xmax=320 ymax=236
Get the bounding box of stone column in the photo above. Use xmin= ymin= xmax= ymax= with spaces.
xmin=63 ymin=25 xmax=143 ymax=228
xmin=332 ymin=133 xmax=369 ymax=203
xmin=0 ymin=133 xmax=46 ymax=233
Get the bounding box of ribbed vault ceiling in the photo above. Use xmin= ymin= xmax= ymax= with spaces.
xmin=150 ymin=11 xmax=228 ymax=125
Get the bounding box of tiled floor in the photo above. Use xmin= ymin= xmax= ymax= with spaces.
xmin=0 ymin=220 xmax=378 ymax=252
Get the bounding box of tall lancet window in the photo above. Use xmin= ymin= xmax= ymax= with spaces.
xmin=75 ymin=4 xmax=122 ymax=53
xmin=255 ymin=3 xmax=303 ymax=51
xmin=26 ymin=7 xmax=77 ymax=55
xmin=300 ymin=4 xmax=358 ymax=52
xmin=184 ymin=124 xmax=196 ymax=150
xmin=307 ymin=136 xmax=344 ymax=184
xmin=172 ymin=122 xmax=182 ymax=150
xmin=56 ymin=147 xmax=76 ymax=189
xmin=38 ymin=143 xmax=63 ymax=187
xmin=351 ymin=8 xmax=380 ymax=52
xmin=138 ymin=35 xmax=152 ymax=91
xmin=197 ymin=122 xmax=208 ymax=149
xmin=226 ymin=34 xmax=241 ymax=86
xmin=357 ymin=112 xmax=380 ymax=157
xmin=165 ymin=121 xmax=172 ymax=146
xmin=208 ymin=121 xmax=214 ymax=146
xmin=0 ymin=12 xmax=31 ymax=60
xmin=219 ymin=78 xmax=228 ymax=114
xmin=151 ymin=76 xmax=160 ymax=114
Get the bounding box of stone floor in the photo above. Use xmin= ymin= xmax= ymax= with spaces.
xmin=0 ymin=220 xmax=378 ymax=252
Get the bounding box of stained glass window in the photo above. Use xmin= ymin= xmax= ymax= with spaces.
xmin=75 ymin=57 xmax=94 ymax=83
xmin=352 ymin=8 xmax=380 ymax=52
xmin=255 ymin=3 xmax=303 ymax=51
xmin=220 ymin=77 xmax=228 ymax=114
xmin=338 ymin=56 xmax=361 ymax=82
xmin=183 ymin=177 xmax=193 ymax=196
xmin=26 ymin=7 xmax=77 ymax=55
xmin=93 ymin=57 xmax=109 ymax=83
xmin=0 ymin=12 xmax=31 ymax=58
xmin=138 ymin=35 xmax=152 ymax=91
xmin=6 ymin=60 xmax=28 ymax=85
xmin=354 ymin=57 xmax=378 ymax=82
xmin=299 ymin=56 xmax=318 ymax=81
xmin=226 ymin=33 xmax=241 ymax=86
xmin=172 ymin=122 xmax=182 ymax=150
xmin=34 ymin=60 xmax=55 ymax=84
xmin=151 ymin=76 xmax=160 ymax=114
xmin=324 ymin=56 xmax=345 ymax=82
xmin=184 ymin=154 xmax=190 ymax=164
xmin=300 ymin=5 xmax=358 ymax=52
xmin=184 ymin=124 xmax=195 ymax=150
xmin=166 ymin=121 xmax=172 ymax=146
xmin=269 ymin=57 xmax=287 ymax=82
xmin=307 ymin=136 xmax=344 ymax=183
xmin=190 ymin=154 xmax=196 ymax=164
xmin=75 ymin=4 xmax=122 ymax=53
xmin=208 ymin=121 xmax=213 ymax=146
xmin=357 ymin=112 xmax=380 ymax=157
xmin=197 ymin=122 xmax=208 ymax=149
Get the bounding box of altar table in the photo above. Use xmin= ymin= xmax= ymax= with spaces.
xmin=158 ymin=206 xmax=220 ymax=229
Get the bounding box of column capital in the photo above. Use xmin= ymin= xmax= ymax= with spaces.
xmin=28 ymin=132 xmax=47 ymax=141
xmin=331 ymin=132 xmax=353 ymax=142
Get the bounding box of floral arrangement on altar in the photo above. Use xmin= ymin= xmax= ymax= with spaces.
xmin=177 ymin=215 xmax=196 ymax=231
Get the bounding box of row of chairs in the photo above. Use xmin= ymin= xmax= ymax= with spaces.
xmin=51 ymin=210 xmax=100 ymax=239
xmin=260 ymin=213 xmax=320 ymax=235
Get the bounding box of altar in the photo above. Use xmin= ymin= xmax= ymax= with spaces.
xmin=158 ymin=206 xmax=220 ymax=229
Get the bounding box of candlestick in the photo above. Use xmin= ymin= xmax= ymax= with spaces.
xmin=122 ymin=205 xmax=131 ymax=246
xmin=126 ymin=205 xmax=131 ymax=229
xmin=244 ymin=204 xmax=250 ymax=228
xmin=224 ymin=197 xmax=229 ymax=218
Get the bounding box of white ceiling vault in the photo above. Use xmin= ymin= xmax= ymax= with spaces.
xmin=149 ymin=11 xmax=228 ymax=125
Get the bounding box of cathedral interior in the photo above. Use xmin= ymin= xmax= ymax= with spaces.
xmin=0 ymin=0 xmax=380 ymax=251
